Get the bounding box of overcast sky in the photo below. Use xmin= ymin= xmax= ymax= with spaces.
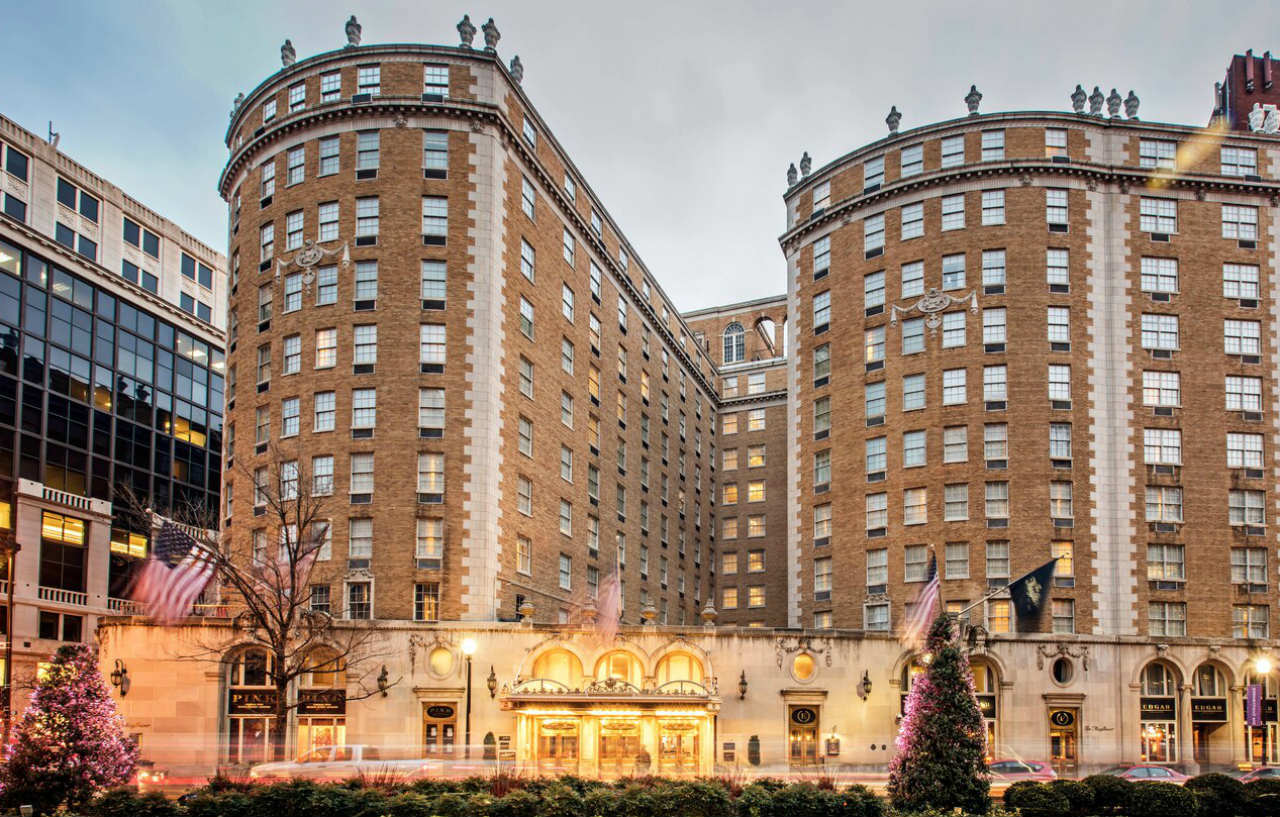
xmin=6 ymin=0 xmax=1270 ymax=310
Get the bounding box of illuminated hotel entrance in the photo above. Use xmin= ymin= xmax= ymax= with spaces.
xmin=500 ymin=646 xmax=720 ymax=777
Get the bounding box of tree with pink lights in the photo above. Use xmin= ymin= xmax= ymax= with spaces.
xmin=887 ymin=612 xmax=990 ymax=814
xmin=0 ymin=644 xmax=138 ymax=815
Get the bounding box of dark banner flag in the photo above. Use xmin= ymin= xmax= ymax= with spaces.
xmin=1008 ymin=558 xmax=1058 ymax=633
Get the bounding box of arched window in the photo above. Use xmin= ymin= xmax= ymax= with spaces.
xmin=1194 ymin=664 xmax=1226 ymax=696
xmin=225 ymin=647 xmax=276 ymax=765
xmin=1142 ymin=662 xmax=1177 ymax=696
xmin=533 ymin=649 xmax=584 ymax=686
xmin=298 ymin=648 xmax=346 ymax=759
xmin=594 ymin=650 xmax=643 ymax=686
xmin=723 ymin=322 xmax=745 ymax=364
xmin=656 ymin=652 xmax=704 ymax=684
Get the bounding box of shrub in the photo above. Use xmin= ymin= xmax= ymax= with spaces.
xmin=488 ymin=787 xmax=542 ymax=817
xmin=1250 ymin=779 xmax=1280 ymax=817
xmin=1004 ymin=784 xmax=1069 ymax=817
xmin=1126 ymin=781 xmax=1199 ymax=817
xmin=582 ymin=786 xmax=618 ymax=817
xmin=1001 ymin=780 xmax=1043 ymax=809
xmin=1046 ymin=779 xmax=1094 ymax=817
xmin=769 ymin=782 xmax=849 ymax=817
xmin=182 ymin=791 xmax=254 ymax=817
xmin=429 ymin=790 xmax=474 ymax=817
xmin=654 ymin=780 xmax=734 ymax=817
xmin=1186 ymin=773 xmax=1248 ymax=817
xmin=845 ymin=783 xmax=883 ymax=817
xmin=736 ymin=783 xmax=776 ymax=817
xmin=86 ymin=788 xmax=180 ymax=817
xmin=1082 ymin=774 xmax=1136 ymax=815
xmin=378 ymin=791 xmax=436 ymax=817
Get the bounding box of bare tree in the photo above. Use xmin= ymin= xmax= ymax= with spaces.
xmin=120 ymin=442 xmax=394 ymax=762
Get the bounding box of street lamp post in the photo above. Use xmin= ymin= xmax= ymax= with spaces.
xmin=461 ymin=637 xmax=477 ymax=760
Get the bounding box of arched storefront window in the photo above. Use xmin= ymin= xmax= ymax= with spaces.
xmin=1244 ymin=670 xmax=1279 ymax=764
xmin=1191 ymin=663 xmax=1228 ymax=766
xmin=971 ymin=660 xmax=999 ymax=761
xmin=1139 ymin=662 xmax=1179 ymax=763
xmin=532 ymin=649 xmax=584 ymax=687
xmin=655 ymin=652 xmax=704 ymax=685
xmin=297 ymin=648 xmax=346 ymax=759
xmin=226 ymin=647 xmax=276 ymax=765
xmin=595 ymin=651 xmax=643 ymax=686
xmin=723 ymin=323 xmax=745 ymax=364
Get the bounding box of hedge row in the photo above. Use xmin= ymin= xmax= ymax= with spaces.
xmin=84 ymin=776 xmax=885 ymax=817
xmin=1004 ymin=773 xmax=1280 ymax=817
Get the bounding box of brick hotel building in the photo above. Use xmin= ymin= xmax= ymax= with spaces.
xmin=86 ymin=31 xmax=1280 ymax=778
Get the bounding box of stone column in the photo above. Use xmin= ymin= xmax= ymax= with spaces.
xmin=1179 ymin=683 xmax=1198 ymax=775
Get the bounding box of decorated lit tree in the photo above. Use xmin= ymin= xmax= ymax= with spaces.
xmin=0 ymin=644 xmax=138 ymax=814
xmin=887 ymin=612 xmax=990 ymax=814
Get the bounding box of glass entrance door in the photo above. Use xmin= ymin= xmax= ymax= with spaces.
xmin=1049 ymin=709 xmax=1078 ymax=776
xmin=599 ymin=720 xmax=642 ymax=776
xmin=658 ymin=724 xmax=700 ymax=775
xmin=789 ymin=725 xmax=818 ymax=766
xmin=536 ymin=720 xmax=580 ymax=775
xmin=422 ymin=703 xmax=457 ymax=757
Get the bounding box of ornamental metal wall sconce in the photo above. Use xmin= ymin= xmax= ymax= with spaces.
xmin=738 ymin=670 xmax=748 ymax=700
xmin=858 ymin=670 xmax=872 ymax=699
xmin=109 ymin=659 xmax=130 ymax=697
xmin=487 ymin=666 xmax=498 ymax=698
xmin=377 ymin=665 xmax=389 ymax=697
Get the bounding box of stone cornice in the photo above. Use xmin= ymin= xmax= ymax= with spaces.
xmin=719 ymin=389 xmax=786 ymax=409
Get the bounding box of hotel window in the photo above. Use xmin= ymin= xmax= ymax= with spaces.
xmin=1149 ymin=602 xmax=1186 ymax=636
xmin=904 ymin=544 xmax=928 ymax=581
xmin=281 ymin=398 xmax=299 ymax=438
xmin=259 ymin=222 xmax=274 ymax=262
xmin=559 ymin=554 xmax=572 ymax=590
xmin=814 ymin=503 xmax=833 ymax=539
xmin=1050 ymin=423 xmax=1071 ymax=460
xmin=983 ymin=365 xmax=1006 ymax=401
xmin=282 ymin=273 xmax=303 ymax=313
xmin=903 ymin=373 xmax=926 ymax=411
xmin=423 ymin=130 xmax=450 ymax=179
xmin=813 ymin=235 xmax=831 ymax=277
xmin=866 ymin=492 xmax=888 ymax=530
xmin=1046 ymin=248 xmax=1069 ymax=287
xmin=981 ymin=190 xmax=1005 ymax=225
xmin=1046 ymin=189 xmax=1068 ymax=225
xmin=901 ymin=261 xmax=924 ymax=297
xmin=722 ymin=588 xmax=738 ymax=610
xmin=316 ymin=265 xmax=337 ymax=304
xmin=311 ymin=201 xmax=338 ymax=243
xmin=904 ymin=487 xmax=927 ymax=525
xmin=1223 ymin=204 xmax=1259 ymax=240
xmin=903 ymin=430 xmax=926 ymax=468
xmin=901 ymin=202 xmax=924 ymax=239
xmin=350 ymin=452 xmax=374 ymax=495
xmin=812 ymin=181 xmax=830 ymax=209
xmin=986 ymin=540 xmax=1010 ymax=582
xmin=941 ymin=135 xmax=964 ymax=167
xmin=559 ymin=391 xmax=574 ymax=428
xmin=1047 ymin=306 xmax=1070 ymax=343
xmin=518 ymin=357 xmax=534 ymax=398
xmin=559 ymin=500 xmax=573 ymax=536
xmin=866 ymin=435 xmax=887 ymax=473
xmin=1224 ymin=263 xmax=1260 ymax=299
xmin=941 ymin=312 xmax=966 ymax=348
xmin=902 ymin=317 xmax=925 ymax=355
xmin=419 ymin=387 xmax=445 ymax=432
xmin=944 ymin=426 xmax=967 ymax=463
xmin=1142 ymin=371 xmax=1180 ymax=407
xmin=722 ymin=414 xmax=738 ymax=435
xmin=516 ymin=475 xmax=533 ymax=516
xmin=748 ymin=516 xmax=766 ymax=538
xmin=313 ymin=137 xmax=339 ymax=177
xmin=420 ymin=324 xmax=446 ymax=365
xmin=723 ymin=484 xmax=739 ymax=505
xmin=1230 ymin=489 xmax=1265 ymax=525
xmin=516 ymin=536 xmax=532 ymax=575
xmin=420 ymin=261 xmax=447 ymax=302
xmin=1139 ymin=197 xmax=1177 ymax=233
xmin=864 ymin=156 xmax=884 ymax=188
xmin=722 ymin=519 xmax=738 ymax=541
xmin=747 ymin=409 xmax=766 ymax=431
xmin=413 ymin=583 xmax=440 ymax=623
xmin=518 ymin=298 xmax=534 ymax=339
xmin=1049 ymin=481 xmax=1073 ymax=518
xmin=1145 ymin=486 xmax=1183 ymax=522
xmin=983 ymin=308 xmax=1006 ymax=345
xmin=813 ymin=291 xmax=831 ymax=330
xmin=1234 ymin=605 xmax=1270 ymax=639
xmin=900 ymin=144 xmax=923 ymax=177
xmin=1050 ymin=600 xmax=1074 ymax=634
xmin=1148 ymin=543 xmax=1185 ymax=582
xmin=747 ymin=373 xmax=766 ymax=395
xmin=865 ymin=270 xmax=885 ymax=310
xmin=562 ymin=174 xmax=575 ymax=202
xmin=865 ymin=381 xmax=885 ymax=419
xmin=814 ymin=557 xmax=832 ymax=596
xmin=865 ymin=602 xmax=890 ymax=632
xmin=356 ymin=64 xmax=380 ymax=94
xmin=1225 ymin=319 xmax=1262 ymax=355
xmin=285 ymin=146 xmax=305 ymax=186
xmin=985 ymin=482 xmax=1009 ymax=519
xmin=981 ymin=129 xmax=1004 ymax=160
xmin=517 ymin=416 xmax=533 ymax=457
xmin=814 ymin=396 xmax=832 ymax=436
xmin=262 ymin=98 xmax=277 ymax=123
xmin=423 ymin=63 xmax=449 ymax=96
xmin=1232 ymin=547 xmax=1268 ymax=585
xmin=1045 ymin=128 xmax=1067 ymax=158
xmin=1140 ymin=257 xmax=1178 ymax=294
xmin=865 ymin=326 xmax=886 ymax=364
xmin=1228 ymin=432 xmax=1264 ymax=468
xmin=942 ymin=367 xmax=966 ymax=405
xmin=864 ymin=213 xmax=885 ymax=253
xmin=354 ymin=131 xmax=380 ymax=173
xmin=1221 ymin=146 xmax=1258 ymax=177
xmin=866 ymin=547 xmax=888 ymax=585
xmin=945 ymin=483 xmax=969 ymax=521
xmin=984 ymin=423 xmax=1008 ymax=460
xmin=351 ymin=388 xmax=376 ymax=429
xmin=313 ymin=391 xmax=335 ymax=431
xmin=985 ymin=600 xmax=1012 ymax=633
xmin=941 ymin=194 xmax=965 ymax=230
xmin=1048 ymin=364 xmax=1071 ymax=401
xmin=814 ymin=450 xmax=831 ymax=487
xmin=355 ymin=197 xmax=379 ymax=238
xmin=1225 ymin=375 xmax=1262 ymax=411
xmin=982 ymin=249 xmax=1006 ymax=287
xmin=945 ymin=542 xmax=969 ymax=578
xmin=1138 ymin=139 xmax=1176 ymax=170
xmin=308 ymin=455 xmax=334 ymax=497
xmin=347 ymin=517 xmax=373 ymax=563
xmin=422 ymin=196 xmax=448 ymax=241
xmin=1140 ymin=314 xmax=1178 ymax=350
xmin=723 ymin=448 xmax=739 ymax=470
xmin=562 ymin=228 xmax=575 ymax=266
xmin=942 ymin=253 xmax=966 ymax=290
xmin=352 ymin=325 xmax=377 ymax=365
xmin=256 ymin=343 xmax=272 ymax=385
xmin=520 ymin=177 xmax=536 ymax=219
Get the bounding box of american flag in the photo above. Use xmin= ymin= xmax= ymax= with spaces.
xmin=900 ymin=555 xmax=940 ymax=649
xmin=594 ymin=571 xmax=622 ymax=644
xmin=130 ymin=521 xmax=217 ymax=624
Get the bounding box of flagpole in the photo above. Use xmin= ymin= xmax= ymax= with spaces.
xmin=954 ymin=557 xmax=1061 ymax=618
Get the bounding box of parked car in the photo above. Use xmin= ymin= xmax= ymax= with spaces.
xmin=133 ymin=760 xmax=167 ymax=791
xmin=249 ymin=745 xmax=441 ymax=781
xmin=988 ymin=759 xmax=1057 ymax=782
xmin=1100 ymin=764 xmax=1189 ymax=783
xmin=1240 ymin=766 xmax=1280 ymax=782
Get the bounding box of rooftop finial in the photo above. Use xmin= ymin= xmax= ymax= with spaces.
xmin=1124 ymin=90 xmax=1140 ymax=119
xmin=482 ymin=17 xmax=500 ymax=52
xmin=230 ymin=93 xmax=245 ymax=120
xmin=1088 ymin=86 xmax=1104 ymax=116
xmin=886 ymin=105 xmax=902 ymax=134
xmin=965 ymin=84 xmax=982 ymax=115
xmin=799 ymin=152 xmax=812 ymax=177
xmin=1071 ymin=84 xmax=1087 ymax=114
xmin=509 ymin=55 xmax=524 ymax=83
xmin=1106 ymin=88 xmax=1122 ymax=118
xmin=786 ymin=163 xmax=798 ymax=188
xmin=457 ymin=14 xmax=476 ymax=48
xmin=281 ymin=39 xmax=296 ymax=67
xmin=345 ymin=15 xmax=362 ymax=47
